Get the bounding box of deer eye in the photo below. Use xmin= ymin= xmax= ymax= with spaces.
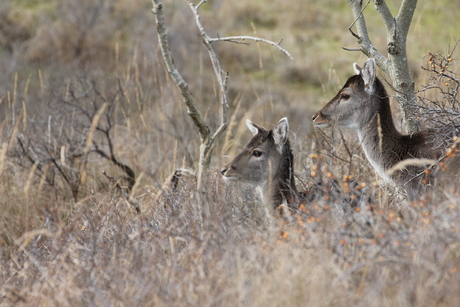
xmin=252 ymin=150 xmax=263 ymax=157
xmin=340 ymin=93 xmax=351 ymax=100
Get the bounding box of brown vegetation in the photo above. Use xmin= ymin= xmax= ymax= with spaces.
xmin=0 ymin=0 xmax=459 ymax=306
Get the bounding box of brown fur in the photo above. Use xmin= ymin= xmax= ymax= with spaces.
xmin=313 ymin=59 xmax=458 ymax=200
xmin=221 ymin=118 xmax=301 ymax=209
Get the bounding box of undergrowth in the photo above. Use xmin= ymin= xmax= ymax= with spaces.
xmin=0 ymin=0 xmax=460 ymax=306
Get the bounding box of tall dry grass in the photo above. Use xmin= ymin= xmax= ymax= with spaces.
xmin=0 ymin=0 xmax=460 ymax=306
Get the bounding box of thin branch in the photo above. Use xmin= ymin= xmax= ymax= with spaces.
xmin=151 ymin=0 xmax=210 ymax=143
xmin=212 ymin=121 xmax=228 ymax=143
xmin=346 ymin=0 xmax=389 ymax=74
xmin=396 ymin=0 xmax=418 ymax=38
xmin=347 ymin=0 xmax=371 ymax=40
xmin=208 ymin=36 xmax=294 ymax=60
xmin=374 ymin=0 xmax=395 ymax=34
xmin=195 ymin=0 xmax=206 ymax=9
xmin=187 ymin=0 xmax=229 ymax=123
xmin=342 ymin=47 xmax=362 ymax=52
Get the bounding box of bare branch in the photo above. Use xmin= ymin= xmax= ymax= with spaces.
xmin=151 ymin=0 xmax=210 ymax=143
xmin=374 ymin=0 xmax=394 ymax=35
xmin=341 ymin=47 xmax=362 ymax=52
xmin=186 ymin=0 xmax=229 ymax=129
xmin=208 ymin=36 xmax=294 ymax=60
xmin=396 ymin=0 xmax=418 ymax=38
xmin=347 ymin=0 xmax=389 ymax=74
xmin=196 ymin=0 xmax=206 ymax=10
xmin=346 ymin=0 xmax=420 ymax=133
xmin=348 ymin=0 xmax=372 ymax=38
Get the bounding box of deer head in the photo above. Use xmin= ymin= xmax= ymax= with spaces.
xmin=221 ymin=118 xmax=299 ymax=208
xmin=311 ymin=58 xmax=456 ymax=200
xmin=312 ymin=58 xmax=382 ymax=130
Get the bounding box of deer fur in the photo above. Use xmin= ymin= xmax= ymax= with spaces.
xmin=312 ymin=58 xmax=459 ymax=200
xmin=221 ymin=118 xmax=302 ymax=209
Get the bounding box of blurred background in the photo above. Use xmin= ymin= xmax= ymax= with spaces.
xmin=1 ymin=0 xmax=459 ymax=178
xmin=1 ymin=1 xmax=460 ymax=305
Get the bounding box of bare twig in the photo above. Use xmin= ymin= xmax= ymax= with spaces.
xmin=347 ymin=0 xmax=371 ymax=40
xmin=346 ymin=0 xmax=388 ymax=70
xmin=208 ymin=36 xmax=294 ymax=60
xmin=151 ymin=0 xmax=293 ymax=202
xmin=151 ymin=1 xmax=210 ymax=144
xmin=186 ymin=0 xmax=229 ymax=137
xmin=102 ymin=170 xmax=140 ymax=213
xmin=341 ymin=47 xmax=361 ymax=52
xmin=195 ymin=0 xmax=206 ymax=9
xmin=346 ymin=0 xmax=420 ymax=133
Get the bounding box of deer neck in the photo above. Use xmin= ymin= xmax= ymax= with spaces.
xmin=272 ymin=141 xmax=299 ymax=206
xmin=262 ymin=140 xmax=299 ymax=208
xmin=356 ymin=95 xmax=402 ymax=182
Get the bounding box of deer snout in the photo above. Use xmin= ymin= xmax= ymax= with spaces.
xmin=312 ymin=112 xmax=330 ymax=127
xmin=221 ymin=165 xmax=237 ymax=179
xmin=312 ymin=111 xmax=325 ymax=123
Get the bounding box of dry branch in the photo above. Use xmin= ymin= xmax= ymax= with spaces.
xmin=152 ymin=0 xmax=217 ymax=205
xmin=346 ymin=0 xmax=420 ymax=133
xmin=151 ymin=1 xmax=210 ymax=144
xmin=208 ymin=36 xmax=293 ymax=60
xmin=151 ymin=0 xmax=293 ymax=204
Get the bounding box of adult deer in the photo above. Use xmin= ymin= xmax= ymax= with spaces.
xmin=312 ymin=58 xmax=459 ymax=200
xmin=221 ymin=118 xmax=305 ymax=209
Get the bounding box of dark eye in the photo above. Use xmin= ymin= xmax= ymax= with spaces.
xmin=340 ymin=93 xmax=350 ymax=100
xmin=252 ymin=150 xmax=262 ymax=157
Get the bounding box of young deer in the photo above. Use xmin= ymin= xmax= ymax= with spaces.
xmin=221 ymin=118 xmax=303 ymax=209
xmin=312 ymin=58 xmax=459 ymax=200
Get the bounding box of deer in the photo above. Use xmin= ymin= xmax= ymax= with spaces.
xmin=312 ymin=58 xmax=459 ymax=201
xmin=221 ymin=117 xmax=307 ymax=210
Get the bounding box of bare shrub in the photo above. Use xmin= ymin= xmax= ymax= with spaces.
xmin=0 ymin=3 xmax=31 ymax=54
xmin=5 ymin=76 xmax=136 ymax=201
xmin=417 ymin=42 xmax=460 ymax=132
xmin=1 ymin=169 xmax=459 ymax=306
xmin=25 ymin=0 xmax=126 ymax=66
xmin=0 ymin=1 xmax=460 ymax=306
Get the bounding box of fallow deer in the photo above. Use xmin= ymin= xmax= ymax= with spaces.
xmin=221 ymin=118 xmax=304 ymax=209
xmin=312 ymin=58 xmax=459 ymax=200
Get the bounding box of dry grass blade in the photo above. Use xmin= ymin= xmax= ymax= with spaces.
xmin=102 ymin=170 xmax=140 ymax=213
xmin=78 ymin=102 xmax=108 ymax=179
xmin=385 ymin=158 xmax=437 ymax=176
xmin=24 ymin=160 xmax=39 ymax=196
xmin=0 ymin=1 xmax=459 ymax=306
xmin=14 ymin=229 xmax=53 ymax=251
xmin=0 ymin=142 xmax=7 ymax=175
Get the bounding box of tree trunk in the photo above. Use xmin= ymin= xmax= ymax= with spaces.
xmin=347 ymin=0 xmax=421 ymax=133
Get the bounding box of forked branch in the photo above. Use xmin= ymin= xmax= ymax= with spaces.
xmin=151 ymin=0 xmax=293 ymax=199
xmin=151 ymin=1 xmax=210 ymax=144
xmin=345 ymin=0 xmax=420 ymax=134
xmin=346 ymin=0 xmax=388 ymax=72
xmin=209 ymin=36 xmax=293 ymax=60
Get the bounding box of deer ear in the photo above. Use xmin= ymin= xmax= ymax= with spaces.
xmin=353 ymin=62 xmax=362 ymax=75
xmin=361 ymin=58 xmax=376 ymax=94
xmin=273 ymin=117 xmax=289 ymax=148
xmin=246 ymin=119 xmax=260 ymax=135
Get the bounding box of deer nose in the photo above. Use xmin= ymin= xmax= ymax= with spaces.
xmin=221 ymin=167 xmax=228 ymax=176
